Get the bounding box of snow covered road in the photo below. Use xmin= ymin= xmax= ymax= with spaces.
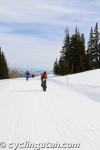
xmin=0 ymin=76 xmax=100 ymax=150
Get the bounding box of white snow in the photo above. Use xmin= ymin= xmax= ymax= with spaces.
xmin=0 ymin=69 xmax=100 ymax=150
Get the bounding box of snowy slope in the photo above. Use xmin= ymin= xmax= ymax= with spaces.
xmin=51 ymin=69 xmax=100 ymax=86
xmin=0 ymin=70 xmax=100 ymax=150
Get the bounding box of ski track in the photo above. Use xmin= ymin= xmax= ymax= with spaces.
xmin=0 ymin=78 xmax=100 ymax=150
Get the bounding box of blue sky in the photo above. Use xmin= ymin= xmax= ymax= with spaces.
xmin=0 ymin=0 xmax=100 ymax=69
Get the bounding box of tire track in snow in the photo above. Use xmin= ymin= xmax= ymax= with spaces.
xmin=48 ymin=79 xmax=100 ymax=149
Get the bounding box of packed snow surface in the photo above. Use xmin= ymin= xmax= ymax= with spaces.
xmin=0 ymin=69 xmax=100 ymax=150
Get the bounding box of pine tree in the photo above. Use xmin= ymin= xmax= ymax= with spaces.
xmin=53 ymin=58 xmax=59 ymax=75
xmin=87 ymin=27 xmax=94 ymax=69
xmin=58 ymin=56 xmax=65 ymax=75
xmin=0 ymin=48 xmax=9 ymax=79
xmin=79 ymin=34 xmax=86 ymax=71
xmin=70 ymin=28 xmax=85 ymax=73
xmin=0 ymin=48 xmax=2 ymax=78
xmin=60 ymin=28 xmax=71 ymax=74
xmin=98 ymin=42 xmax=100 ymax=67
xmin=87 ymin=23 xmax=100 ymax=69
xmin=94 ymin=23 xmax=100 ymax=68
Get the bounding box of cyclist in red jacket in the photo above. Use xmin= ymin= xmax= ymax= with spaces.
xmin=41 ymin=71 xmax=47 ymax=89
xmin=41 ymin=71 xmax=47 ymax=81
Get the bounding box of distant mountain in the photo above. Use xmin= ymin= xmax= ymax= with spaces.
xmin=9 ymin=67 xmax=53 ymax=77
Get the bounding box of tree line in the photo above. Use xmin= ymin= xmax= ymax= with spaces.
xmin=53 ymin=23 xmax=100 ymax=75
xmin=0 ymin=47 xmax=9 ymax=79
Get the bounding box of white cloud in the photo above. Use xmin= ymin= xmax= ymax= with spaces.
xmin=0 ymin=33 xmax=61 ymax=69
xmin=0 ymin=0 xmax=95 ymax=25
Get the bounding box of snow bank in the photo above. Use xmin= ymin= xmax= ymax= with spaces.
xmin=52 ymin=69 xmax=100 ymax=86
